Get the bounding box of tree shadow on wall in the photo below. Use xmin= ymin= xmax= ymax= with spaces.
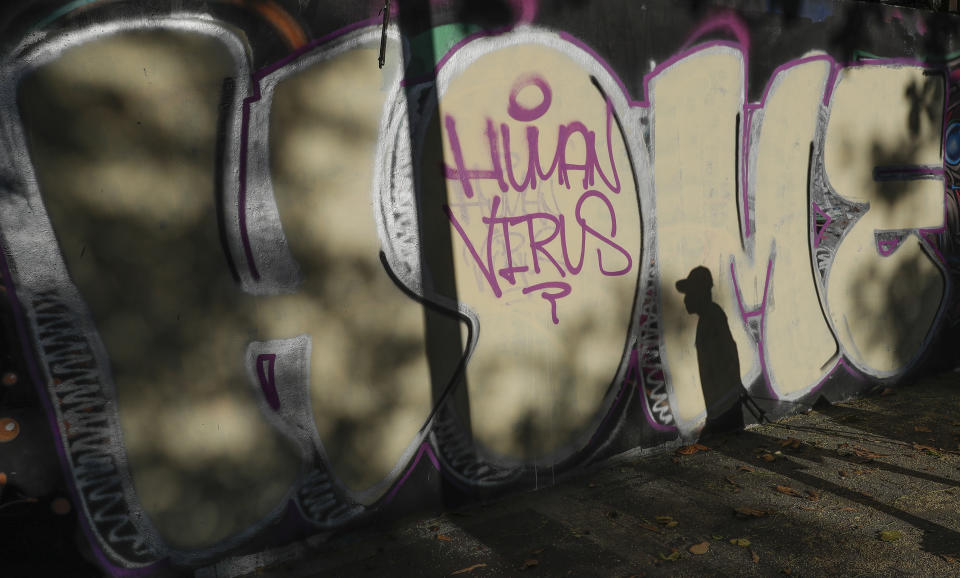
xmin=14 ymin=26 xmax=457 ymax=552
xmin=842 ymin=73 xmax=952 ymax=379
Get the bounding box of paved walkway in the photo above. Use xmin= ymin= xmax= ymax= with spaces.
xmin=211 ymin=371 xmax=960 ymax=577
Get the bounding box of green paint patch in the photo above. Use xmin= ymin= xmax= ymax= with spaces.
xmin=407 ymin=23 xmax=483 ymax=78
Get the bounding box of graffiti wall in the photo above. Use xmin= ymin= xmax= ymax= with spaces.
xmin=0 ymin=0 xmax=957 ymax=574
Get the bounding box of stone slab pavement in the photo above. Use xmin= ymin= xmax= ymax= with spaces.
xmin=211 ymin=372 xmax=960 ymax=577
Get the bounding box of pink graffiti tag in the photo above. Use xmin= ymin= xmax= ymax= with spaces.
xmin=442 ymin=75 xmax=632 ymax=324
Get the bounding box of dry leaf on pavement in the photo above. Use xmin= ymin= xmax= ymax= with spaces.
xmin=852 ymin=446 xmax=888 ymax=459
xmin=730 ymin=538 xmax=751 ymax=547
xmin=451 ymin=564 xmax=487 ymax=575
xmin=688 ymin=541 xmax=710 ymax=555
xmin=778 ymin=438 xmax=802 ymax=449
xmin=879 ymin=530 xmax=903 ymax=542
xmin=437 ymin=534 xmax=453 ymax=542
xmin=735 ymin=506 xmax=774 ymax=518
xmin=659 ymin=549 xmax=681 ymax=561
xmin=639 ymin=522 xmax=661 ymax=533
xmin=775 ymin=485 xmax=804 ymax=498
xmin=912 ymin=443 xmax=943 ymax=457
xmin=676 ymin=443 xmax=710 ymax=456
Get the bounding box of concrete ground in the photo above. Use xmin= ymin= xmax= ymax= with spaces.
xmin=212 ymin=370 xmax=960 ymax=578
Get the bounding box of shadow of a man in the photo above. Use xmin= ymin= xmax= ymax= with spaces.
xmin=676 ymin=266 xmax=744 ymax=436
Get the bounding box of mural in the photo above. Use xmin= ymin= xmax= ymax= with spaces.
xmin=0 ymin=0 xmax=957 ymax=575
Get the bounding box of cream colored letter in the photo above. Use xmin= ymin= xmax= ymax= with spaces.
xmin=824 ymin=66 xmax=945 ymax=376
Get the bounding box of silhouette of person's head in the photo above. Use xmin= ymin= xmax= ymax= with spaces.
xmin=676 ymin=266 xmax=713 ymax=315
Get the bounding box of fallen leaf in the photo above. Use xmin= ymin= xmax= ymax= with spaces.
xmin=751 ymin=550 xmax=760 ymax=563
xmin=738 ymin=465 xmax=755 ymax=473
xmin=879 ymin=530 xmax=903 ymax=542
xmin=437 ymin=534 xmax=453 ymax=542
xmin=676 ymin=443 xmax=710 ymax=456
xmin=837 ymin=507 xmax=856 ymax=512
xmin=659 ymin=549 xmax=681 ymax=561
xmin=806 ymin=490 xmax=821 ymax=502
xmin=688 ymin=541 xmax=710 ymax=555
xmin=451 ymin=563 xmax=488 ymax=575
xmin=779 ymin=438 xmax=802 ymax=449
xmin=912 ymin=443 xmax=944 ymax=457
xmin=781 ymin=569 xmax=793 ymax=575
xmin=852 ymin=446 xmax=888 ymax=459
xmin=734 ymin=506 xmax=774 ymax=518
xmin=838 ymin=470 xmax=848 ymax=478
xmin=638 ymin=523 xmax=661 ymax=533
xmin=775 ymin=485 xmax=805 ymax=498
xmin=914 ymin=425 xmax=933 ymax=433
xmin=730 ymin=538 xmax=751 ymax=547
xmin=521 ymin=559 xmax=539 ymax=570
xmin=942 ymin=554 xmax=958 ymax=564
xmin=759 ymin=453 xmax=776 ymax=462
xmin=656 ymin=515 xmax=680 ymax=528
xmin=660 ymin=548 xmax=680 ymax=562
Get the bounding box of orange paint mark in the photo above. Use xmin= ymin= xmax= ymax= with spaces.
xmin=0 ymin=418 xmax=20 ymax=442
xmin=222 ymin=0 xmax=308 ymax=50
xmin=51 ymin=497 xmax=72 ymax=515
